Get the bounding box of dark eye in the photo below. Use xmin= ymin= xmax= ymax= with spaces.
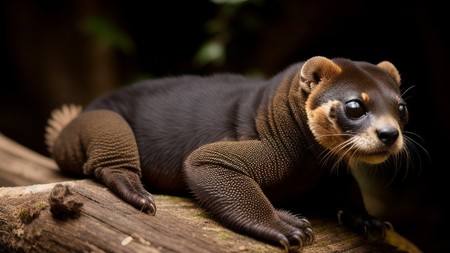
xmin=399 ymin=103 xmax=407 ymax=119
xmin=345 ymin=100 xmax=366 ymax=119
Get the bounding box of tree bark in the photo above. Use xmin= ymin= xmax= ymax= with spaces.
xmin=0 ymin=134 xmax=422 ymax=253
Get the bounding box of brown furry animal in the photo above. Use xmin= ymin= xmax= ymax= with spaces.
xmin=46 ymin=56 xmax=410 ymax=251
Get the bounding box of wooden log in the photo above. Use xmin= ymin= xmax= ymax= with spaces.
xmin=0 ymin=134 xmax=67 ymax=186
xmin=0 ymin=134 xmax=423 ymax=253
xmin=0 ymin=180 xmax=279 ymax=253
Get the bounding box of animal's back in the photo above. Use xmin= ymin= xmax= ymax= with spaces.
xmin=84 ymin=74 xmax=277 ymax=192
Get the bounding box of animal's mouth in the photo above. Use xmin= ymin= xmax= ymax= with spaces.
xmin=367 ymin=150 xmax=391 ymax=157
xmin=353 ymin=150 xmax=391 ymax=164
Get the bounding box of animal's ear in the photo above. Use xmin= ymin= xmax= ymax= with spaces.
xmin=377 ymin=61 xmax=401 ymax=85
xmin=299 ymin=56 xmax=342 ymax=94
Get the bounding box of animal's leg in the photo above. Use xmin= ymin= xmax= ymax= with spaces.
xmin=184 ymin=140 xmax=313 ymax=251
xmin=52 ymin=109 xmax=156 ymax=214
xmin=335 ymin=173 xmax=387 ymax=241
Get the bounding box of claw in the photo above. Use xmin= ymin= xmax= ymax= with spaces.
xmin=279 ymin=238 xmax=290 ymax=253
xmin=337 ymin=210 xmax=344 ymax=225
xmin=299 ymin=218 xmax=311 ymax=228
xmin=384 ymin=221 xmax=394 ymax=230
xmin=295 ymin=236 xmax=304 ymax=251
xmin=139 ymin=198 xmax=156 ymax=215
xmin=305 ymin=227 xmax=314 ymax=244
xmin=288 ymin=233 xmax=303 ymax=251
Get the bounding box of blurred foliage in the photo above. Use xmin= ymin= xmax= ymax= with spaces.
xmin=195 ymin=40 xmax=226 ymax=67
xmin=194 ymin=0 xmax=263 ymax=69
xmin=80 ymin=16 xmax=134 ymax=54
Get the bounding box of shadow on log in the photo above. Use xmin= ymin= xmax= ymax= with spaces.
xmin=0 ymin=134 xmax=422 ymax=252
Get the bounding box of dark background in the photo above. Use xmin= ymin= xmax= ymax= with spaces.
xmin=1 ymin=1 xmax=448 ymax=252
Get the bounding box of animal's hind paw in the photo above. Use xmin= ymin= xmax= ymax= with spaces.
xmin=96 ymin=168 xmax=156 ymax=215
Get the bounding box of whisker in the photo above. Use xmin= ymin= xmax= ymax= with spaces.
xmin=403 ymin=135 xmax=430 ymax=173
xmin=318 ymin=139 xmax=349 ymax=173
xmin=401 ymin=85 xmax=416 ymax=102
xmin=404 ymin=131 xmax=427 ymax=144
xmin=403 ymin=132 xmax=430 ymax=158
xmin=380 ymin=130 xmax=429 ymax=185
xmin=383 ymin=158 xmax=399 ymax=186
xmin=346 ymin=141 xmax=363 ymax=170
xmin=320 ymin=133 xmax=354 ymax=136
xmin=331 ymin=138 xmax=358 ymax=174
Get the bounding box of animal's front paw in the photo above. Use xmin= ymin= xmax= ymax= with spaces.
xmin=226 ymin=209 xmax=314 ymax=252
xmin=274 ymin=210 xmax=314 ymax=252
xmin=337 ymin=210 xmax=389 ymax=242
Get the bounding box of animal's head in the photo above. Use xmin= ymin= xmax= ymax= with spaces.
xmin=300 ymin=56 xmax=408 ymax=166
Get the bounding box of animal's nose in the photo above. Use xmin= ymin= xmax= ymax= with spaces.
xmin=377 ymin=127 xmax=399 ymax=146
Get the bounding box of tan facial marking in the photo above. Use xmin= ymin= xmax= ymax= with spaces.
xmin=361 ymin=92 xmax=370 ymax=103
xmin=306 ymin=100 xmax=344 ymax=149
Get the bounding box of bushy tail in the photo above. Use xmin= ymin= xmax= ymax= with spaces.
xmin=45 ymin=104 xmax=83 ymax=154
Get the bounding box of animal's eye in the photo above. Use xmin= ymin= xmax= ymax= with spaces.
xmin=399 ymin=103 xmax=407 ymax=119
xmin=345 ymin=100 xmax=366 ymax=119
